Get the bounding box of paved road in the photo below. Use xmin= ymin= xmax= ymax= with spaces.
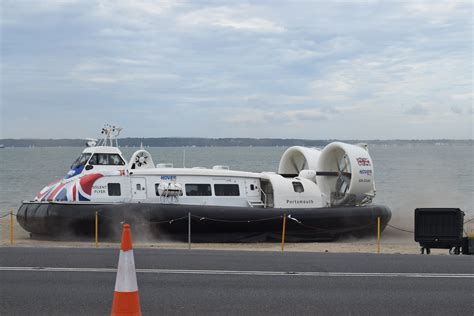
xmin=1 ymin=247 xmax=473 ymax=315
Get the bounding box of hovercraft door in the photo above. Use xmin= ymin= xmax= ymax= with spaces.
xmin=131 ymin=178 xmax=147 ymax=200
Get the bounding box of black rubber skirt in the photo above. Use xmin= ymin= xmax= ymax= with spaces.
xmin=17 ymin=202 xmax=391 ymax=242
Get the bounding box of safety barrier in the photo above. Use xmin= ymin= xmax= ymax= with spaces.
xmin=3 ymin=209 xmax=473 ymax=253
xmin=93 ymin=210 xmax=284 ymax=249
xmin=92 ymin=211 xmax=383 ymax=252
xmin=0 ymin=211 xmax=16 ymax=245
xmin=281 ymin=214 xmax=287 ymax=251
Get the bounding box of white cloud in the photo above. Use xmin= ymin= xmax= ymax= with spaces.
xmin=451 ymin=93 xmax=473 ymax=101
xmin=310 ymin=76 xmax=356 ymax=101
xmin=450 ymin=104 xmax=473 ymax=115
xmin=450 ymin=105 xmax=463 ymax=114
xmin=225 ymin=108 xmax=330 ymax=125
xmin=277 ymin=36 xmax=363 ymax=63
xmin=405 ymin=104 xmax=430 ymax=116
xmin=93 ymin=0 xmax=178 ymax=29
xmin=278 ymin=48 xmax=319 ymax=62
xmin=404 ymin=1 xmax=468 ymax=24
xmin=1 ymin=0 xmax=80 ymax=25
xmin=70 ymin=60 xmax=179 ymax=84
xmin=178 ymin=6 xmax=285 ymax=33
xmin=1 ymin=1 xmax=472 ymax=138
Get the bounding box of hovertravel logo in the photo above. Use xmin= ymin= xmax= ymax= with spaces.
xmin=160 ymin=175 xmax=176 ymax=181
xmin=359 ymin=169 xmax=372 ymax=176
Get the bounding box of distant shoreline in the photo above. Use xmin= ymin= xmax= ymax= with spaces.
xmin=0 ymin=138 xmax=472 ymax=148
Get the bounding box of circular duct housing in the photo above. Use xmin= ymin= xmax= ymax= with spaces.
xmin=129 ymin=150 xmax=155 ymax=169
xmin=278 ymin=146 xmax=321 ymax=177
xmin=316 ymin=142 xmax=375 ymax=206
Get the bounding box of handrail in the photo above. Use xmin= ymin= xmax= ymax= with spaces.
xmin=258 ymin=187 xmax=267 ymax=208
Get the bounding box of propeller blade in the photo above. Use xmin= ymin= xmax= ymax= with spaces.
xmin=339 ymin=180 xmax=346 ymax=193
xmin=336 ymin=157 xmax=342 ymax=172
xmin=340 ymin=155 xmax=348 ymax=171
xmin=341 ymin=173 xmax=351 ymax=193
xmin=343 ymin=181 xmax=349 ymax=194
xmin=335 ymin=177 xmax=343 ymax=194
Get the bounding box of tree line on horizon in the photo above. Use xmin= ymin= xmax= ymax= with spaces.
xmin=0 ymin=137 xmax=471 ymax=147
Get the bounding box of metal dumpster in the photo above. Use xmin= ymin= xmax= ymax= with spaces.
xmin=414 ymin=208 xmax=464 ymax=255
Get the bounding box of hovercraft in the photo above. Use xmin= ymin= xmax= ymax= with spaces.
xmin=17 ymin=125 xmax=391 ymax=241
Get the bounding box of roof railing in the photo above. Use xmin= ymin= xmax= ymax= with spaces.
xmin=97 ymin=124 xmax=123 ymax=147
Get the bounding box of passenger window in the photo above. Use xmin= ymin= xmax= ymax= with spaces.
xmin=108 ymin=183 xmax=121 ymax=196
xmin=185 ymin=184 xmax=212 ymax=196
xmin=292 ymin=182 xmax=304 ymax=193
xmin=215 ymin=184 xmax=240 ymax=196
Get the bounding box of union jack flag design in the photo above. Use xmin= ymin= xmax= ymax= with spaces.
xmin=34 ymin=180 xmax=61 ymax=201
xmin=356 ymin=158 xmax=371 ymax=167
xmin=75 ymin=173 xmax=104 ymax=201
xmin=35 ymin=173 xmax=104 ymax=202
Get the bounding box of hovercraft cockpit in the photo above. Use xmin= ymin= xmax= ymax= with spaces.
xmin=65 ymin=125 xmax=127 ymax=179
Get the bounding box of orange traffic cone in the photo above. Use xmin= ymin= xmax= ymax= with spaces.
xmin=111 ymin=224 xmax=142 ymax=316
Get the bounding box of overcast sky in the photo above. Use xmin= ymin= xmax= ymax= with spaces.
xmin=0 ymin=0 xmax=472 ymax=139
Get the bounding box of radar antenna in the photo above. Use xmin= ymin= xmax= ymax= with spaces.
xmin=97 ymin=124 xmax=123 ymax=147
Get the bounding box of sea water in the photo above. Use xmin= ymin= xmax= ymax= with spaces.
xmin=0 ymin=145 xmax=472 ymax=226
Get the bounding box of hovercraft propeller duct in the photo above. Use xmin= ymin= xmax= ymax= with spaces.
xmin=315 ymin=154 xmax=352 ymax=198
xmin=278 ymin=143 xmax=375 ymax=207
xmin=129 ymin=150 xmax=155 ymax=169
xmin=278 ymin=146 xmax=321 ymax=178
xmin=316 ymin=142 xmax=375 ymax=206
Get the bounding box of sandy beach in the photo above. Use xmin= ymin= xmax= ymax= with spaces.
xmin=2 ymin=215 xmax=472 ymax=255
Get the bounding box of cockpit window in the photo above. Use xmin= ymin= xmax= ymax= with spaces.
xmin=89 ymin=153 xmax=125 ymax=166
xmin=98 ymin=154 xmax=108 ymax=165
xmin=88 ymin=154 xmax=97 ymax=165
xmin=70 ymin=154 xmax=91 ymax=169
xmin=109 ymin=154 xmax=124 ymax=165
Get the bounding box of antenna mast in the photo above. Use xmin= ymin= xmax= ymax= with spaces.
xmin=98 ymin=124 xmax=122 ymax=147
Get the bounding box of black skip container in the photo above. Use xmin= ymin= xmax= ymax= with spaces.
xmin=414 ymin=208 xmax=464 ymax=254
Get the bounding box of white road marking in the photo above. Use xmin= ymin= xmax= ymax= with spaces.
xmin=0 ymin=266 xmax=473 ymax=278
